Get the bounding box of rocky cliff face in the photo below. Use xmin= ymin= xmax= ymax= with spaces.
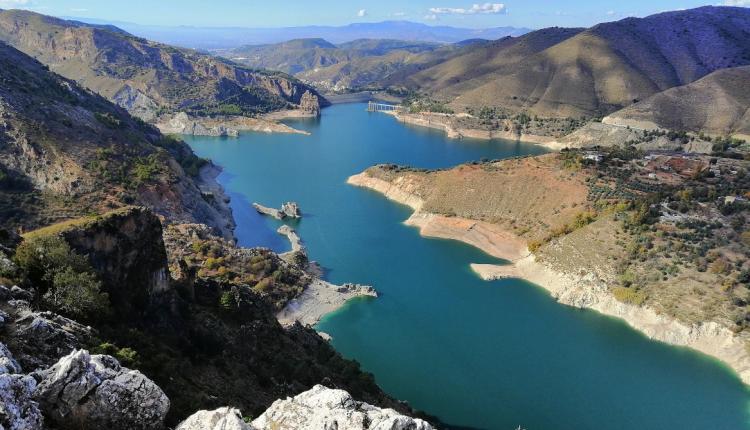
xmin=0 ymin=40 xmax=233 ymax=237
xmin=0 ymin=10 xmax=327 ymax=122
xmin=1 ymin=208 xmax=418 ymax=426
xmin=299 ymin=90 xmax=321 ymax=117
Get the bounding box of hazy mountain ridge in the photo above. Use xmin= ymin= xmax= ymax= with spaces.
xmin=67 ymin=18 xmax=530 ymax=49
xmin=0 ymin=10 xmax=326 ymax=122
xmin=229 ymin=37 xmax=464 ymax=91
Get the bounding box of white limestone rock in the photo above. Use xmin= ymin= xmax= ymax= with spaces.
xmin=0 ymin=342 xmax=43 ymax=430
xmin=34 ymin=350 xmax=169 ymax=430
xmin=251 ymin=385 xmax=434 ymax=430
xmin=176 ymin=407 xmax=254 ymax=430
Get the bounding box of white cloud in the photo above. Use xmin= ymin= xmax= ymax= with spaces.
xmin=606 ymin=10 xmax=616 ymax=15
xmin=723 ymin=0 xmax=750 ymax=6
xmin=424 ymin=14 xmax=438 ymax=20
xmin=0 ymin=0 xmax=30 ymax=7
xmin=429 ymin=3 xmax=507 ymax=15
xmin=393 ymin=11 xmax=407 ymax=17
xmin=357 ymin=9 xmax=367 ymax=17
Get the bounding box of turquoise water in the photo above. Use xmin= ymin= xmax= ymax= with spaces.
xmin=186 ymin=103 xmax=750 ymax=430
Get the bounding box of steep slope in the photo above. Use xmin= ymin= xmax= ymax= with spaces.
xmin=400 ymin=27 xmax=584 ymax=97
xmin=300 ymin=40 xmax=488 ymax=92
xmin=230 ymin=38 xmax=349 ymax=75
xmin=0 ymin=41 xmax=231 ymax=236
xmin=605 ymin=66 xmax=750 ymax=139
xmin=400 ymin=6 xmax=750 ymax=118
xmin=0 ymin=10 xmax=325 ymax=121
xmin=0 ymin=208 xmax=418 ymax=426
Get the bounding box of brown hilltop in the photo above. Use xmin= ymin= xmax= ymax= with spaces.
xmin=0 ymin=9 xmax=327 ymax=122
xmin=606 ymin=66 xmax=750 ymax=139
xmin=394 ymin=6 xmax=750 ymax=118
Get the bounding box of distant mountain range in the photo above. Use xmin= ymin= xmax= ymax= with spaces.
xmin=62 ymin=18 xmax=531 ymax=49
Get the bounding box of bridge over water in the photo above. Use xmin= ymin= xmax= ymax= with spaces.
xmin=367 ymin=101 xmax=401 ymax=112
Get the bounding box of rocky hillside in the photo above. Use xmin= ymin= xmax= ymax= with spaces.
xmin=394 ymin=6 xmax=750 ymax=118
xmin=604 ymin=66 xmax=750 ymax=139
xmin=0 ymin=41 xmax=232 ymax=235
xmin=229 ymin=37 xmax=472 ymax=93
xmin=0 ymin=207 xmax=421 ymax=427
xmin=0 ymin=10 xmax=326 ymax=122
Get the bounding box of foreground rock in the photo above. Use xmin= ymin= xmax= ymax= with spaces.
xmin=175 ymin=407 xmax=251 ymax=430
xmin=179 ymin=385 xmax=433 ymax=430
xmin=0 ymin=343 xmax=43 ymax=430
xmin=34 ymin=350 xmax=170 ymax=430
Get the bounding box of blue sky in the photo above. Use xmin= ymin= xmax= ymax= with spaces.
xmin=0 ymin=0 xmax=747 ymax=28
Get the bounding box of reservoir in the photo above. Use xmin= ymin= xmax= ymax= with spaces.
xmin=186 ymin=103 xmax=749 ymax=430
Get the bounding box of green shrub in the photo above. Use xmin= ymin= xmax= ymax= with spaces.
xmin=14 ymin=235 xmax=110 ymax=321
xmin=612 ymin=286 xmax=647 ymax=306
xmin=94 ymin=112 xmax=123 ymax=129
xmin=43 ymin=267 xmax=109 ymax=320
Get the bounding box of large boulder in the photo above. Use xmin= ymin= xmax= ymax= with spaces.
xmin=8 ymin=310 xmax=92 ymax=371
xmin=175 ymin=407 xmax=254 ymax=430
xmin=0 ymin=343 xmax=43 ymax=430
xmin=251 ymin=385 xmax=434 ymax=430
xmin=34 ymin=350 xmax=169 ymax=430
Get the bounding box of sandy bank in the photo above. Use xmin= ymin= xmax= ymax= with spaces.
xmin=157 ymin=112 xmax=309 ymax=137
xmin=349 ymin=170 xmax=750 ymax=385
xmin=277 ymin=279 xmax=377 ymax=327
xmin=273 ymin=221 xmax=377 ymax=329
xmin=263 ymin=109 xmax=319 ymax=121
xmin=387 ymin=111 xmax=558 ymax=149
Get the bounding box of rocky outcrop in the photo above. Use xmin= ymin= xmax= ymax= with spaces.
xmin=179 ymin=385 xmax=433 ymax=430
xmin=281 ymin=202 xmax=302 ymax=218
xmin=251 ymin=385 xmax=434 ymax=430
xmin=157 ymin=112 xmax=240 ymax=137
xmin=252 ymin=203 xmax=284 ymax=219
xmin=277 ymin=225 xmax=305 ymax=256
xmin=0 ymin=343 xmax=43 ymax=430
xmin=8 ymin=310 xmax=93 ymax=371
xmin=299 ymin=91 xmax=321 ymax=117
xmin=175 ymin=407 xmax=251 ymax=430
xmin=253 ymin=201 xmax=302 ymax=220
xmin=156 ymin=113 xmax=310 ymax=137
xmin=113 ymin=85 xmax=160 ymax=122
xmin=57 ymin=207 xmax=171 ymax=318
xmin=34 ymin=350 xmax=169 ymax=430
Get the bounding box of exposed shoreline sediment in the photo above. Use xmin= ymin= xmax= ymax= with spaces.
xmin=347 ymin=170 xmax=750 ymax=385
xmin=385 ymin=111 xmax=562 ymax=149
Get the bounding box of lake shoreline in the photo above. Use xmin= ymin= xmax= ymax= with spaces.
xmin=385 ymin=111 xmax=565 ymax=150
xmin=347 ymin=170 xmax=750 ymax=386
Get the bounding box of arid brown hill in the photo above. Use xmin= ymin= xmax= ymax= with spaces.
xmin=0 ymin=9 xmax=326 ymax=121
xmin=605 ymin=66 xmax=750 ymax=139
xmin=397 ymin=6 xmax=750 ymax=118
